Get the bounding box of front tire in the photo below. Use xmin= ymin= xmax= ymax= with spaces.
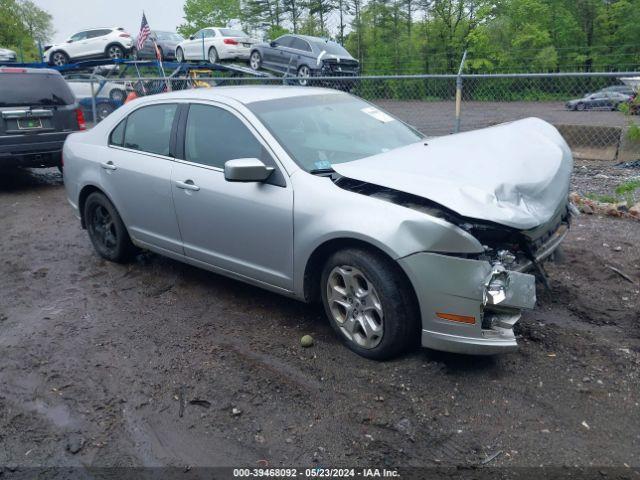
xmin=50 ymin=51 xmax=69 ymax=66
xmin=576 ymin=102 xmax=586 ymax=111
xmin=320 ymin=248 xmax=419 ymax=360
xmin=84 ymin=192 xmax=136 ymax=263
xmin=297 ymin=65 xmax=311 ymax=86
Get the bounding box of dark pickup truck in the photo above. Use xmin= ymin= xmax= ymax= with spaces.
xmin=0 ymin=67 xmax=85 ymax=169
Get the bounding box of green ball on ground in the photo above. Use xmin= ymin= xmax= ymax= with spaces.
xmin=300 ymin=335 xmax=314 ymax=347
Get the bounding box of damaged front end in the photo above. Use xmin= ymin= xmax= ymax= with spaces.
xmin=335 ymin=176 xmax=573 ymax=354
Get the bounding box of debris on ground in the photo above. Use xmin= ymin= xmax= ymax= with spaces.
xmin=66 ymin=436 xmax=84 ymax=454
xmin=300 ymin=335 xmax=314 ymax=347
xmin=570 ymin=192 xmax=640 ymax=221
xmin=481 ymin=450 xmax=503 ymax=465
xmin=189 ymin=399 xmax=212 ymax=409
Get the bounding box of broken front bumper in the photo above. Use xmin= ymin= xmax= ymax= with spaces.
xmin=399 ymin=252 xmax=537 ymax=355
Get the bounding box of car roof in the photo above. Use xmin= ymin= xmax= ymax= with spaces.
xmin=291 ymin=34 xmax=340 ymax=45
xmin=141 ymin=85 xmax=342 ymax=105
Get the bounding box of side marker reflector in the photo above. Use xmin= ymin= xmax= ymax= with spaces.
xmin=436 ymin=312 xmax=476 ymax=325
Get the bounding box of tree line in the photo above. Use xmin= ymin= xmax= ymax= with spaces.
xmin=178 ymin=0 xmax=640 ymax=74
xmin=0 ymin=0 xmax=54 ymax=62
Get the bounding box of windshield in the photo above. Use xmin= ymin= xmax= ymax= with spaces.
xmin=156 ymin=32 xmax=183 ymax=42
xmin=220 ymin=29 xmax=248 ymax=37
xmin=248 ymin=94 xmax=424 ymax=172
xmin=0 ymin=72 xmax=75 ymax=107
xmin=316 ymin=41 xmax=350 ymax=56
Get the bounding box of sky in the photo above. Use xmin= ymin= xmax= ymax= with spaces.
xmin=32 ymin=0 xmax=185 ymax=43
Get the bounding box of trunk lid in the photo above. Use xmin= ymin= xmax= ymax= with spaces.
xmin=332 ymin=118 xmax=573 ymax=230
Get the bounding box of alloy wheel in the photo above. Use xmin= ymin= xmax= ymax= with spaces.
xmin=326 ymin=265 xmax=384 ymax=349
xmin=208 ymin=48 xmax=218 ymax=64
xmin=176 ymin=48 xmax=184 ymax=63
xmin=108 ymin=46 xmax=123 ymax=59
xmin=52 ymin=52 xmax=67 ymax=66
xmin=297 ymin=65 xmax=311 ymax=86
xmin=89 ymin=205 xmax=118 ymax=255
xmin=250 ymin=52 xmax=261 ymax=70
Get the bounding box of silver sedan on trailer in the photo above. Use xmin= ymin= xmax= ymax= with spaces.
xmin=62 ymin=86 xmax=573 ymax=360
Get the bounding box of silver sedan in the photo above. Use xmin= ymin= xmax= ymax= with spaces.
xmin=63 ymin=86 xmax=573 ymax=359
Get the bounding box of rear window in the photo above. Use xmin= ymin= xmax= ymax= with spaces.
xmin=220 ymin=29 xmax=247 ymax=37
xmin=0 ymin=72 xmax=75 ymax=107
xmin=315 ymin=41 xmax=350 ymax=56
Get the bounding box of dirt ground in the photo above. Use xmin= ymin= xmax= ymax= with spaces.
xmin=0 ymin=167 xmax=639 ymax=476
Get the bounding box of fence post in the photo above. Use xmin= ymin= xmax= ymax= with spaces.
xmin=90 ymin=78 xmax=97 ymax=125
xmin=454 ymin=50 xmax=467 ymax=134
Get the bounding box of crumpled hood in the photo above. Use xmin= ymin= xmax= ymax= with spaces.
xmin=333 ymin=118 xmax=573 ymax=230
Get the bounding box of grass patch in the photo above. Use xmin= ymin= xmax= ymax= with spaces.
xmin=586 ymin=180 xmax=640 ymax=208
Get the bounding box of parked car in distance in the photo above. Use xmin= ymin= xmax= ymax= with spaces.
xmin=63 ymin=86 xmax=572 ymax=360
xmin=1 ymin=67 xmax=85 ymax=169
xmin=175 ymin=28 xmax=258 ymax=64
xmin=133 ymin=30 xmax=184 ymax=61
xmin=565 ymin=91 xmax=631 ymax=111
xmin=64 ymin=73 xmax=127 ymax=103
xmin=596 ymin=85 xmax=636 ymax=97
xmin=0 ymin=47 xmax=17 ymax=63
xmin=43 ymin=27 xmax=133 ymax=66
xmin=250 ymin=35 xmax=360 ymax=85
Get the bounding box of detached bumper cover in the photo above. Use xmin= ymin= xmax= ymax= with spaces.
xmin=399 ymin=252 xmax=536 ymax=355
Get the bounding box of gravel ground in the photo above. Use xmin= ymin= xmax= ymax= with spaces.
xmin=375 ymin=100 xmax=638 ymax=136
xmin=0 ymin=168 xmax=639 ymax=475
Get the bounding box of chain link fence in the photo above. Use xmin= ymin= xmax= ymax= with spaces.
xmin=69 ymin=71 xmax=640 ymax=163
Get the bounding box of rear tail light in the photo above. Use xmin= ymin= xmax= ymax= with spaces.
xmin=119 ymin=33 xmax=131 ymax=38
xmin=75 ymin=108 xmax=86 ymax=130
xmin=223 ymin=38 xmax=238 ymax=45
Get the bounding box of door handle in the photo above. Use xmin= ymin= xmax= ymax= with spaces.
xmin=175 ymin=180 xmax=200 ymax=191
xmin=100 ymin=161 xmax=117 ymax=171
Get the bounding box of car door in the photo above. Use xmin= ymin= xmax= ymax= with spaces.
xmin=85 ymin=29 xmax=111 ymax=56
xmin=171 ymin=102 xmax=294 ymax=289
xmin=100 ymin=102 xmax=183 ymax=254
xmin=289 ymin=37 xmax=313 ymax=71
xmin=64 ymin=31 xmax=90 ymax=58
xmin=264 ymin=35 xmax=293 ymax=71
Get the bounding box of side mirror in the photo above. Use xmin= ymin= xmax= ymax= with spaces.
xmin=270 ymin=41 xmax=277 ymax=48
xmin=67 ymin=39 xmax=74 ymax=43
xmin=189 ymin=35 xmax=194 ymax=40
xmin=224 ymin=158 xmax=274 ymax=183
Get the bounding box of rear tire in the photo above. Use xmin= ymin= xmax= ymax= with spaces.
xmin=109 ymin=88 xmax=126 ymax=103
xmin=249 ymin=51 xmax=262 ymax=70
xmin=84 ymin=192 xmax=136 ymax=263
xmin=320 ymin=248 xmax=419 ymax=360
xmin=208 ymin=47 xmax=218 ymax=64
xmin=106 ymin=44 xmax=125 ymax=60
xmin=176 ymin=47 xmax=185 ymax=63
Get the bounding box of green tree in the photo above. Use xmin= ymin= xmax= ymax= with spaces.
xmin=178 ymin=0 xmax=241 ymax=36
xmin=0 ymin=0 xmax=53 ymax=61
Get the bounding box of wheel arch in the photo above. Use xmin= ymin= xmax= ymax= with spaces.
xmin=48 ymin=49 xmax=69 ymax=64
xmin=302 ymin=237 xmax=419 ymax=317
xmin=104 ymin=42 xmax=126 ymax=56
xmin=78 ymin=184 xmax=115 ymax=229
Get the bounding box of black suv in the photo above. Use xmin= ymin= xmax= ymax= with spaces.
xmin=0 ymin=67 xmax=85 ymax=169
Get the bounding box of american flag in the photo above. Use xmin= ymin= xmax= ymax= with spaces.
xmin=136 ymin=12 xmax=151 ymax=51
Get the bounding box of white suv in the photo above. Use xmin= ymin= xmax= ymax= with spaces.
xmin=44 ymin=28 xmax=133 ymax=66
